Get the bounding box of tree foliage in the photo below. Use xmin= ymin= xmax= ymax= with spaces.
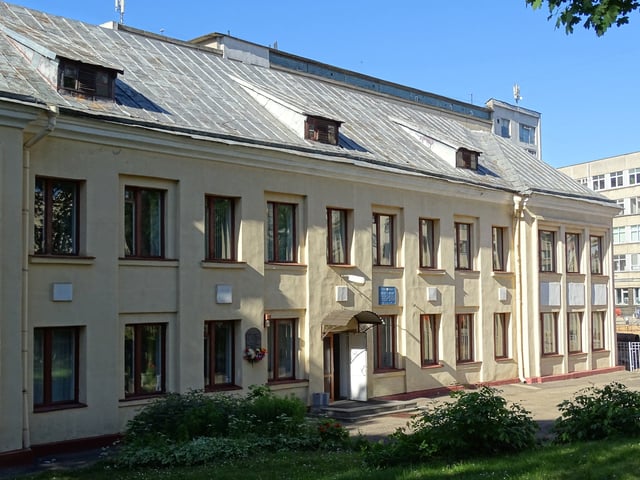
xmin=527 ymin=0 xmax=640 ymax=35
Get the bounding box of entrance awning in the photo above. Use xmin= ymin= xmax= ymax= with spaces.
xmin=322 ymin=310 xmax=383 ymax=334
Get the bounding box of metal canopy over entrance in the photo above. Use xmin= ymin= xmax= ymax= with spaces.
xmin=321 ymin=310 xmax=383 ymax=336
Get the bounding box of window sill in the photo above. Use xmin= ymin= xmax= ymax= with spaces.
xmin=119 ymin=393 xmax=166 ymax=403
xmin=491 ymin=270 xmax=514 ymax=277
xmin=30 ymin=255 xmax=95 ymax=265
xmin=205 ymin=385 xmax=242 ymax=393
xmin=456 ymin=361 xmax=481 ymax=368
xmin=417 ymin=268 xmax=446 ymax=276
xmin=328 ymin=263 xmax=358 ymax=268
xmin=266 ymin=379 xmax=309 ymax=390
xmin=34 ymin=402 xmax=87 ymax=413
xmin=455 ymin=270 xmax=480 ymax=277
xmin=495 ymin=357 xmax=515 ymax=363
xmin=373 ymin=368 xmax=405 ymax=377
xmin=264 ymin=263 xmax=307 ymax=271
xmin=373 ymin=266 xmax=404 ymax=274
xmin=201 ymin=261 xmax=247 ymax=269
xmin=541 ymin=353 xmax=562 ymax=358
xmin=421 ymin=363 xmax=444 ymax=370
xmin=119 ymin=258 xmax=178 ymax=267
xmin=569 ymin=351 xmax=587 ymax=357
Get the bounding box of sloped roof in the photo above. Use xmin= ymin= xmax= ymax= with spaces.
xmin=0 ymin=2 xmax=610 ymax=206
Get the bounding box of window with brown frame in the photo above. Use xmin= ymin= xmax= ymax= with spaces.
xmin=34 ymin=176 xmax=80 ymax=255
xmin=206 ymin=196 xmax=236 ymax=261
xmin=455 ymin=313 xmax=474 ymax=362
xmin=266 ymin=201 xmax=297 ymax=263
xmin=124 ymin=323 xmax=166 ymax=397
xmin=592 ymin=311 xmax=605 ymax=350
xmin=590 ymin=236 xmax=603 ymax=274
xmin=420 ymin=314 xmax=438 ymax=366
xmin=454 ymin=222 xmax=472 ymax=270
xmin=565 ymin=233 xmax=580 ymax=273
xmin=492 ymin=226 xmax=506 ymax=271
xmin=456 ymin=148 xmax=479 ymax=170
xmin=304 ymin=117 xmax=339 ymax=145
xmin=568 ymin=312 xmax=583 ymax=353
xmin=539 ymin=230 xmax=556 ymax=272
xmin=372 ymin=213 xmax=395 ymax=266
xmin=33 ymin=327 xmax=81 ymax=410
xmin=124 ymin=186 xmax=165 ymax=258
xmin=204 ymin=321 xmax=236 ymax=389
xmin=374 ymin=315 xmax=397 ymax=370
xmin=541 ymin=312 xmax=558 ymax=355
xmin=327 ymin=208 xmax=349 ymax=265
xmin=267 ymin=318 xmax=296 ymax=381
xmin=494 ymin=313 xmax=509 ymax=359
xmin=419 ymin=218 xmax=437 ymax=268
xmin=58 ymin=59 xmax=116 ymax=99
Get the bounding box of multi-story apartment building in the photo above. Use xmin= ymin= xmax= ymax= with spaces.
xmin=0 ymin=3 xmax=618 ymax=460
xmin=560 ymin=152 xmax=640 ymax=319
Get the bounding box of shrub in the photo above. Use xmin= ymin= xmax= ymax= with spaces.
xmin=363 ymin=386 xmax=538 ymax=467
xmin=553 ymin=381 xmax=640 ymax=443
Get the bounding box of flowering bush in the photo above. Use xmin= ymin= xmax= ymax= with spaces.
xmin=243 ymin=347 xmax=267 ymax=363
xmin=317 ymin=419 xmax=349 ymax=444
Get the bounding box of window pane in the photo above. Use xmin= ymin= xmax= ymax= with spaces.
xmin=277 ymin=320 xmax=294 ymax=378
xmin=456 ymin=314 xmax=473 ymax=362
xmin=492 ymin=227 xmax=504 ymax=271
xmin=329 ymin=209 xmax=347 ymax=264
xmin=455 ymin=223 xmax=471 ymax=270
xmin=421 ymin=315 xmax=437 ymax=365
xmin=494 ymin=313 xmax=507 ymax=358
xmin=380 ymin=215 xmax=393 ymax=266
xmin=207 ymin=197 xmax=234 ymax=260
xmin=542 ymin=313 xmax=557 ymax=354
xmin=592 ymin=312 xmax=605 ymax=350
xmin=33 ymin=329 xmax=44 ymax=405
xmin=420 ymin=219 xmax=435 ymax=268
xmin=34 ymin=178 xmax=45 ymax=254
xmin=568 ymin=312 xmax=582 ymax=353
xmin=267 ymin=202 xmax=296 ymax=263
xmin=51 ymin=329 xmax=76 ymax=402
xmin=566 ymin=233 xmax=580 ymax=273
xmin=124 ymin=189 xmax=135 ymax=256
xmin=51 ymin=181 xmax=77 ymax=254
xmin=375 ymin=316 xmax=395 ymax=369
xmin=539 ymin=231 xmax=555 ymax=272
xmin=140 ymin=190 xmax=162 ymax=257
xmin=590 ymin=236 xmax=602 ymax=274
xmin=140 ymin=325 xmax=163 ymax=394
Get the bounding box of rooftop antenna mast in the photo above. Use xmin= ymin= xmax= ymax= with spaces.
xmin=513 ymin=83 xmax=522 ymax=104
xmin=115 ymin=0 xmax=125 ymax=24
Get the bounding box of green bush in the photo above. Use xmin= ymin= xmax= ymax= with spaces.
xmin=363 ymin=386 xmax=538 ymax=467
xmin=553 ymin=381 xmax=640 ymax=443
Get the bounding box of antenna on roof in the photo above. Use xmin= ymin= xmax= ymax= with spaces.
xmin=115 ymin=0 xmax=125 ymax=24
xmin=513 ymin=83 xmax=522 ymax=104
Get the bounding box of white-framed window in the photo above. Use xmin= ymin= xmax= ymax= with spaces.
xmin=616 ymin=288 xmax=629 ymax=305
xmin=592 ymin=174 xmax=605 ymax=191
xmin=610 ymin=170 xmax=624 ymax=188
xmin=634 ymin=288 xmax=640 ymax=305
xmin=614 ymin=254 xmax=627 ymax=272
xmin=613 ymin=226 xmax=626 ymax=244
xmin=577 ymin=177 xmax=588 ymax=186
xmin=630 ymin=168 xmax=640 ymax=185
xmin=496 ymin=118 xmax=510 ymax=138
xmin=616 ymin=198 xmax=626 ymax=215
xmin=631 ymin=197 xmax=640 ymax=214
xmin=631 ymin=253 xmax=640 ymax=271
xmin=631 ymin=225 xmax=640 ymax=242
xmin=519 ymin=124 xmax=535 ymax=144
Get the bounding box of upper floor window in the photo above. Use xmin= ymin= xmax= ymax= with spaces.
xmin=206 ymin=196 xmax=236 ymax=261
xmin=420 ymin=314 xmax=438 ymax=366
xmin=539 ymin=230 xmax=556 ymax=272
xmin=124 ymin=323 xmax=166 ymax=397
xmin=204 ymin=320 xmax=236 ymax=389
xmin=492 ymin=226 xmax=506 ymax=271
xmin=327 ymin=208 xmax=349 ymax=265
xmin=632 ymin=225 xmax=640 ymax=243
xmin=610 ymin=171 xmax=624 ymax=188
xmin=124 ymin=186 xmax=165 ymax=258
xmin=456 ymin=148 xmax=479 ymax=170
xmin=615 ymin=287 xmax=629 ymax=305
xmin=267 ymin=202 xmax=297 ymax=263
xmin=34 ymin=177 xmax=80 ymax=255
xmin=577 ymin=177 xmax=588 ymax=186
xmin=454 ymin=222 xmax=472 ymax=270
xmin=616 ymin=198 xmax=626 ymax=215
xmin=631 ymin=197 xmax=640 ymax=214
xmin=496 ymin=118 xmax=510 ymax=138
xmin=613 ymin=226 xmax=626 ymax=244
xmin=590 ymin=236 xmax=603 ymax=275
xmin=374 ymin=315 xmax=397 ymax=370
xmin=419 ymin=218 xmax=437 ymax=268
xmin=541 ymin=312 xmax=558 ymax=355
xmin=614 ymin=254 xmax=626 ymax=272
xmin=630 ymin=168 xmax=640 ymax=185
xmin=592 ymin=174 xmax=605 ymax=191
xmin=267 ymin=318 xmax=296 ymax=381
xmin=565 ymin=233 xmax=580 ymax=273
xmin=519 ymin=124 xmax=535 ymax=144
xmin=305 ymin=117 xmax=339 ymax=145
xmin=372 ymin=213 xmax=394 ymax=266
xmin=58 ymin=59 xmax=116 ymax=99
xmin=455 ymin=313 xmax=474 ymax=362
xmin=34 ymin=327 xmax=81 ymax=409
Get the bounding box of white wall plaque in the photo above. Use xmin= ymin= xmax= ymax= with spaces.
xmin=216 ymin=284 xmax=233 ymax=304
xmin=52 ymin=283 xmax=73 ymax=302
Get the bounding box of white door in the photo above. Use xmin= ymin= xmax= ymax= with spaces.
xmin=349 ymin=332 xmax=367 ymax=401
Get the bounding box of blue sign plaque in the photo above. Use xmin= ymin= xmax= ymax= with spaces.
xmin=378 ymin=286 xmax=397 ymax=305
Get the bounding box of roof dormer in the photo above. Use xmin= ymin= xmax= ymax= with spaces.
xmin=456 ymin=148 xmax=479 ymax=170
xmin=58 ymin=58 xmax=119 ymax=100
xmin=304 ymin=116 xmax=340 ymax=145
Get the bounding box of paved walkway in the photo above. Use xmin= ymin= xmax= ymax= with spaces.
xmin=2 ymin=369 xmax=639 ymax=478
xmin=346 ymin=369 xmax=640 ymax=440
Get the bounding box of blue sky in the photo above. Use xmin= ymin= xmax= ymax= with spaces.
xmin=7 ymin=1 xmax=640 ymax=167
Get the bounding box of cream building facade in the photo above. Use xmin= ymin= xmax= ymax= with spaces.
xmin=0 ymin=3 xmax=618 ymax=459
xmin=559 ymin=152 xmax=640 ymax=319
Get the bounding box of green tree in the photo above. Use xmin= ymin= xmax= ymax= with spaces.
xmin=527 ymin=0 xmax=639 ymax=35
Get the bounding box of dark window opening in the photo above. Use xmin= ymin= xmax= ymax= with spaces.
xmin=456 ymin=148 xmax=479 ymax=170
xmin=305 ymin=117 xmax=339 ymax=145
xmin=58 ymin=59 xmax=116 ymax=99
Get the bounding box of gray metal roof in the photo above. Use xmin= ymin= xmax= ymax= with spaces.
xmin=0 ymin=2 xmax=611 ymax=206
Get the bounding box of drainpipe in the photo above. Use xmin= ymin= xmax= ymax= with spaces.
xmin=21 ymin=105 xmax=58 ymax=449
xmin=513 ymin=194 xmax=529 ymax=383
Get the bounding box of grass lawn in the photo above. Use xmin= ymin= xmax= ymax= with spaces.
xmin=21 ymin=437 xmax=640 ymax=480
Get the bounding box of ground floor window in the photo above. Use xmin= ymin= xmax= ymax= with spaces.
xmin=455 ymin=313 xmax=474 ymax=362
xmin=267 ymin=319 xmax=296 ymax=381
xmin=124 ymin=323 xmax=166 ymax=397
xmin=204 ymin=320 xmax=235 ymax=389
xmin=567 ymin=312 xmax=583 ymax=353
xmin=420 ymin=314 xmax=438 ymax=366
xmin=374 ymin=315 xmax=397 ymax=370
xmin=592 ymin=311 xmax=605 ymax=350
xmin=541 ymin=312 xmax=558 ymax=355
xmin=494 ymin=313 xmax=509 ymax=359
xmin=34 ymin=327 xmax=80 ymax=409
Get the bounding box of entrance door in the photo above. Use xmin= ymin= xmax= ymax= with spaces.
xmin=349 ymin=332 xmax=368 ymax=401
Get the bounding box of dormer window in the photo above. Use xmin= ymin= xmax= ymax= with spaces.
xmin=58 ymin=59 xmax=117 ymax=99
xmin=305 ymin=116 xmax=339 ymax=145
xmin=456 ymin=148 xmax=479 ymax=170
